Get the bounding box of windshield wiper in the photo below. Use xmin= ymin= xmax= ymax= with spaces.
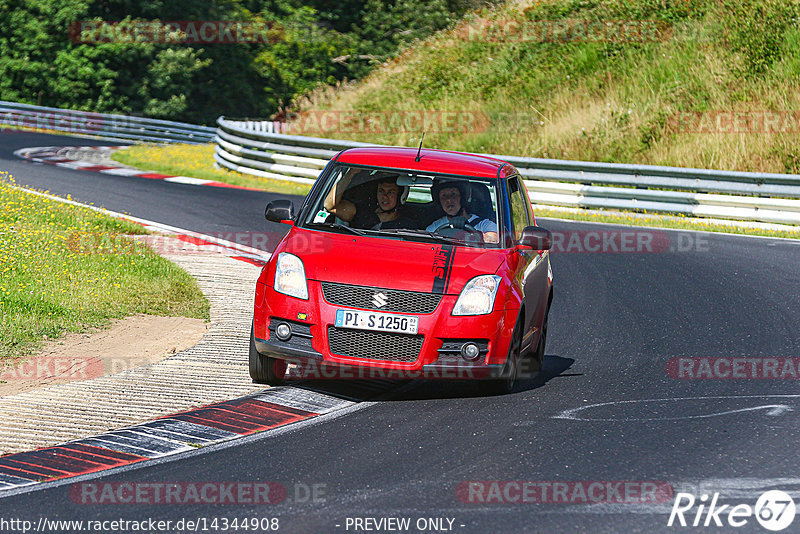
xmin=378 ymin=228 xmax=463 ymax=244
xmin=306 ymin=222 xmax=365 ymax=236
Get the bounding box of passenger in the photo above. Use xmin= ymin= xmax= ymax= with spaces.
xmin=323 ymin=169 xmax=412 ymax=230
xmin=426 ymin=180 xmax=499 ymax=243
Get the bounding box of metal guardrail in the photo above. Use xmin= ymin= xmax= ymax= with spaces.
xmin=0 ymin=101 xmax=216 ymax=144
xmin=215 ymin=117 xmax=800 ymax=225
xmin=4 ymin=103 xmax=797 ymax=225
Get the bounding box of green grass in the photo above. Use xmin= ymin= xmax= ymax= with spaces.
xmin=0 ymin=173 xmax=210 ymax=364
xmin=110 ymin=143 xmax=312 ymax=196
xmin=299 ymin=0 xmax=800 ymax=174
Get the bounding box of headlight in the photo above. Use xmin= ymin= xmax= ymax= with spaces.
xmin=452 ymin=275 xmax=501 ymax=316
xmin=274 ymin=252 xmax=308 ymax=300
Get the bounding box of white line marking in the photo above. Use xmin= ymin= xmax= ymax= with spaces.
xmin=54 ymin=160 xmax=97 ymax=168
xmin=99 ymin=168 xmax=144 ymax=176
xmin=164 ymin=176 xmax=213 ymax=185
xmin=551 ymin=395 xmax=800 ymax=422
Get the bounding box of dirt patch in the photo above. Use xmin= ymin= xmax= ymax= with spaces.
xmin=0 ymin=315 xmax=208 ymax=397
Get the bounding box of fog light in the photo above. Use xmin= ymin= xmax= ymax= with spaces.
xmin=275 ymin=323 xmax=292 ymax=341
xmin=461 ymin=343 xmax=480 ymax=361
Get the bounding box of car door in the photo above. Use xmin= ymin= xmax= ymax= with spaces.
xmin=507 ymin=175 xmax=549 ymax=355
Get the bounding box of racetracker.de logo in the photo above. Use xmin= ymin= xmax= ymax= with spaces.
xmin=66 ymin=231 xmax=322 ymax=256
xmin=547 ymin=230 xmax=707 ymax=254
xmin=69 ymin=21 xmax=280 ymax=44
xmin=456 ymin=18 xmax=672 ymax=43
xmin=457 ymin=481 xmax=674 ymax=504
xmin=69 ymin=482 xmax=287 ymax=505
xmin=283 ymin=355 xmax=546 ymax=380
xmin=668 ymin=111 xmax=800 ymax=134
xmin=283 ymin=111 xmax=491 ymax=135
xmin=1 ymin=110 xmax=104 ymax=133
xmin=285 ymin=361 xmax=494 ymax=380
xmin=0 ymin=356 xmax=176 ymax=381
xmin=666 ymin=357 xmax=800 ymax=379
xmin=0 ymin=357 xmax=103 ymax=381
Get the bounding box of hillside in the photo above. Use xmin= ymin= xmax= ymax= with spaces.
xmin=298 ymin=0 xmax=800 ymax=173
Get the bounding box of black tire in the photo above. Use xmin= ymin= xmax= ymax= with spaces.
xmin=249 ymin=324 xmax=287 ymax=386
xmin=484 ymin=316 xmax=522 ymax=395
xmin=530 ymin=306 xmax=549 ymax=374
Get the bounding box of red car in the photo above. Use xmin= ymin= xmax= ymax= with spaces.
xmin=250 ymin=147 xmax=553 ymax=393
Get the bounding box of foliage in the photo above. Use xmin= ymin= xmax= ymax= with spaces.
xmin=0 ymin=0 xmax=484 ymax=123
xmin=717 ymin=0 xmax=799 ymax=76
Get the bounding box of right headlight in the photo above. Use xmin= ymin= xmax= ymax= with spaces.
xmin=273 ymin=252 xmax=308 ymax=300
xmin=452 ymin=275 xmax=501 ymax=316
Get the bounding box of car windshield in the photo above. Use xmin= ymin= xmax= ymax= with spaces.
xmin=303 ymin=165 xmax=503 ymax=248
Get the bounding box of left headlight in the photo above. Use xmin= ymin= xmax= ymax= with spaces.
xmin=452 ymin=275 xmax=501 ymax=316
xmin=274 ymin=252 xmax=308 ymax=300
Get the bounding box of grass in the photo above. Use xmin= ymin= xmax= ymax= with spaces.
xmin=297 ymin=0 xmax=800 ymax=174
xmin=0 ymin=172 xmax=210 ymax=364
xmin=110 ymin=143 xmax=312 ymax=196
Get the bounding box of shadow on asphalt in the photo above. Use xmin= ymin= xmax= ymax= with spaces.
xmin=286 ymin=354 xmax=576 ymax=402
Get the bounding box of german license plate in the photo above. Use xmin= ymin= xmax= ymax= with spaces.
xmin=335 ymin=310 xmax=418 ymax=335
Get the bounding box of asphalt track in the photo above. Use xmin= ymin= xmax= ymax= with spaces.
xmin=2 ymin=130 xmax=800 ymax=533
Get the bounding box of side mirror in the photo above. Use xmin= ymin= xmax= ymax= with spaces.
xmin=265 ymin=200 xmax=295 ymax=223
xmin=518 ymin=226 xmax=552 ymax=250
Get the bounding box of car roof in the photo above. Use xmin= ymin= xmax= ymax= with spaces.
xmin=334 ymin=147 xmax=518 ymax=180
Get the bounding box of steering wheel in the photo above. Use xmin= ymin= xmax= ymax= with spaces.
xmin=432 ymin=216 xmax=482 ymax=240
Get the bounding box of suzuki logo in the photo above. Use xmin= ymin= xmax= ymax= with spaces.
xmin=371 ymin=292 xmax=388 ymax=308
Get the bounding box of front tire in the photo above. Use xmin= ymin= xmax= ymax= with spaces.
xmin=484 ymin=316 xmax=522 ymax=395
xmin=249 ymin=324 xmax=287 ymax=386
xmin=530 ymin=306 xmax=549 ymax=374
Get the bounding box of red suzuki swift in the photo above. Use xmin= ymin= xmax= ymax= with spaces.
xmin=250 ymin=147 xmax=553 ymax=393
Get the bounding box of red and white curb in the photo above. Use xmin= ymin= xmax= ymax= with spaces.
xmin=0 ymin=187 xmax=407 ymax=492
xmin=128 ymin=217 xmax=272 ymax=268
xmin=0 ymin=388 xmax=355 ymax=490
xmin=14 ymin=145 xmax=262 ymax=192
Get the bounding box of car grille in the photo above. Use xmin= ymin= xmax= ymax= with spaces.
xmin=327 ymin=327 xmax=423 ymax=362
xmin=321 ymin=282 xmax=441 ymax=314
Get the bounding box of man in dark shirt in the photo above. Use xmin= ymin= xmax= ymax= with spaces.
xmin=324 ymin=171 xmax=412 ymax=230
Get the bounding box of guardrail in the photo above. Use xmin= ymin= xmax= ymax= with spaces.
xmin=215 ymin=117 xmax=800 ymax=225
xmin=3 ymin=102 xmax=797 ymax=225
xmin=0 ymin=101 xmax=216 ymax=144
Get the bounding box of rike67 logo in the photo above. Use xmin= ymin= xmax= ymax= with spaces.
xmin=668 ymin=490 xmax=796 ymax=531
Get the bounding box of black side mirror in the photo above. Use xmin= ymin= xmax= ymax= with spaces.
xmin=518 ymin=226 xmax=552 ymax=250
xmin=265 ymin=199 xmax=295 ymax=223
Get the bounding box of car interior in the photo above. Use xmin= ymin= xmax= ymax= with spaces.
xmin=319 ymin=170 xmax=498 ymax=233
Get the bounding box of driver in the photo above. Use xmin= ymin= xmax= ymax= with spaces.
xmin=426 ymin=180 xmax=499 ymax=243
xmin=324 ymin=168 xmax=412 ymax=230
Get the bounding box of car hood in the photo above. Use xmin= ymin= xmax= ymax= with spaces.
xmin=283 ymin=228 xmax=506 ymax=294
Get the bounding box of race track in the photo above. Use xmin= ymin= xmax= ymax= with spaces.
xmin=2 ymin=130 xmax=800 ymax=533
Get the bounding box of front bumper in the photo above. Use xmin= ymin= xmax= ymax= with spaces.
xmin=254 ymin=280 xmax=518 ymax=376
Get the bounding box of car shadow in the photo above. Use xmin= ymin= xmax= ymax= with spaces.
xmin=286 ymin=354 xmax=576 ymax=402
xmin=513 ymin=354 xmax=579 ymax=394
